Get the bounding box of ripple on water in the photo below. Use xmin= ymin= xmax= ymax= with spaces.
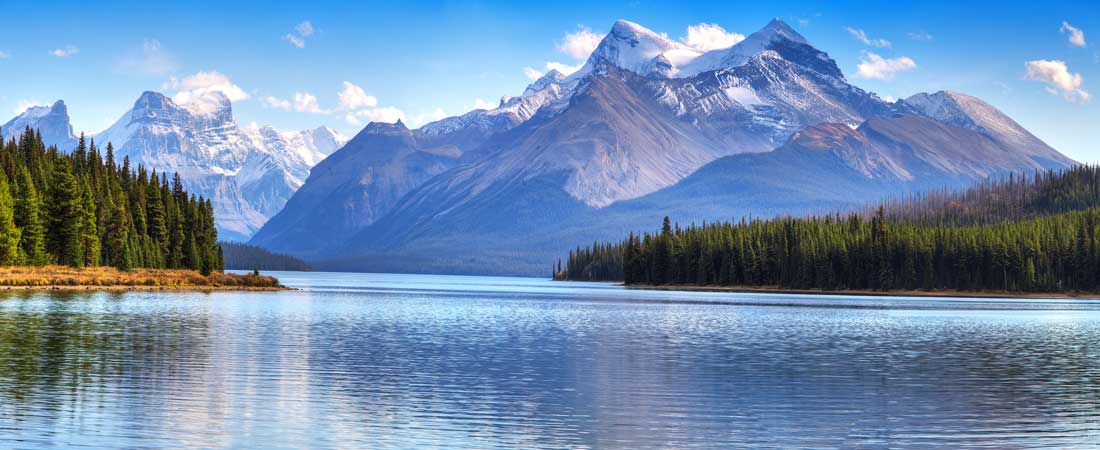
xmin=0 ymin=272 xmax=1099 ymax=448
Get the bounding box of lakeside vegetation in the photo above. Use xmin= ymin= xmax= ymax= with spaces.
xmin=0 ymin=265 xmax=281 ymax=290
xmin=0 ymin=127 xmax=221 ymax=273
xmin=558 ymin=166 xmax=1100 ymax=294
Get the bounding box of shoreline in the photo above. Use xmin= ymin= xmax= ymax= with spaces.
xmin=0 ymin=284 xmax=291 ymax=292
xmin=0 ymin=266 xmax=289 ymax=293
xmin=620 ymin=283 xmax=1100 ymax=300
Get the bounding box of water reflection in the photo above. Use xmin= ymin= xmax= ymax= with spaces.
xmin=0 ymin=273 xmax=1099 ymax=448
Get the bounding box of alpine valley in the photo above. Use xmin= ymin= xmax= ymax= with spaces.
xmin=5 ymin=19 xmax=1076 ymax=275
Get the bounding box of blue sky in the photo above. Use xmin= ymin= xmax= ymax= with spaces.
xmin=1 ymin=0 xmax=1098 ymax=161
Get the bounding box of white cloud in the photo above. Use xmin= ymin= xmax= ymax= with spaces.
xmin=285 ymin=20 xmax=315 ymax=48
xmin=1061 ymin=21 xmax=1086 ymax=47
xmin=408 ymin=107 xmax=447 ymax=127
xmin=471 ymin=98 xmax=496 ymax=110
xmin=168 ymin=70 xmax=250 ymax=106
xmin=907 ymin=31 xmax=933 ymax=41
xmin=680 ymin=23 xmax=744 ymax=52
xmin=337 ymin=81 xmax=378 ymax=110
xmin=1025 ymin=59 xmax=1089 ymax=103
xmin=523 ymin=67 xmax=544 ymax=80
xmin=0 ymin=51 xmax=9 ymax=59
xmin=285 ymin=34 xmax=306 ymax=48
xmin=544 ymin=61 xmax=583 ymax=76
xmin=262 ymin=96 xmax=291 ymax=110
xmin=557 ymin=25 xmax=604 ymax=59
xmin=116 ymin=38 xmax=178 ymax=76
xmin=296 ymin=20 xmax=315 ymax=37
xmin=51 ymin=45 xmax=79 ymax=57
xmin=13 ymin=99 xmax=44 ymax=114
xmin=293 ymin=92 xmax=324 ymax=113
xmin=354 ymin=106 xmax=406 ymax=124
xmin=846 ymin=28 xmax=890 ymax=48
xmin=855 ymin=52 xmax=917 ymax=80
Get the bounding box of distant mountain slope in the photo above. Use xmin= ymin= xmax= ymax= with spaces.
xmin=1 ymin=100 xmax=77 ymax=150
xmin=250 ymin=71 xmax=574 ymax=252
xmin=326 ymin=113 xmax=1069 ymax=276
xmin=250 ymin=121 xmax=460 ymax=253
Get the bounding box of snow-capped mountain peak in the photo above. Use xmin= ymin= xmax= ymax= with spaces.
xmin=569 ymin=18 xmax=837 ymax=80
xmin=1 ymin=99 xmax=77 ymax=149
xmin=523 ymin=69 xmax=566 ymax=96
xmin=571 ymin=19 xmax=701 ymax=79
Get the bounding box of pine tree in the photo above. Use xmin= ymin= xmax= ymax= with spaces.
xmin=80 ymin=182 xmax=100 ymax=267
xmin=0 ymin=172 xmax=22 ymax=265
xmin=47 ymin=159 xmax=84 ymax=267
xmin=13 ymin=167 xmax=46 ymax=265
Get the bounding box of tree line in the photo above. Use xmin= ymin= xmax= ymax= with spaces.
xmin=222 ymin=242 xmax=311 ymax=271
xmin=559 ymin=166 xmax=1100 ymax=293
xmin=0 ymin=127 xmax=222 ymax=273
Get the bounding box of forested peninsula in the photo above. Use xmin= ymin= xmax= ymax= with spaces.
xmin=0 ymin=127 xmax=279 ymax=290
xmin=558 ymin=166 xmax=1100 ymax=296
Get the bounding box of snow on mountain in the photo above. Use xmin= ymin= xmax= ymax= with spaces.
xmin=902 ymin=91 xmax=1073 ymax=167
xmin=94 ymin=91 xmax=341 ymax=241
xmin=273 ymin=17 xmax=1075 ymax=277
xmin=568 ymin=18 xmax=838 ymax=81
xmin=1 ymin=100 xmax=77 ymax=149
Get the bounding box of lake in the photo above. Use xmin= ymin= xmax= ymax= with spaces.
xmin=2 ymin=272 xmax=1100 ymax=448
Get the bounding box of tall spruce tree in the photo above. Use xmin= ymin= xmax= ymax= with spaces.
xmin=47 ymin=159 xmax=84 ymax=267
xmin=13 ymin=167 xmax=46 ymax=265
xmin=0 ymin=172 xmax=22 ymax=265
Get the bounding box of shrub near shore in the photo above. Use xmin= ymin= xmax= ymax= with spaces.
xmin=0 ymin=265 xmax=281 ymax=289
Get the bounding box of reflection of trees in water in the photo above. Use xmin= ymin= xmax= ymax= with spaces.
xmin=0 ymin=291 xmax=213 ymax=421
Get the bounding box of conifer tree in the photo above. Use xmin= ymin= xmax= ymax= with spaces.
xmin=80 ymin=182 xmax=100 ymax=267
xmin=47 ymin=159 xmax=84 ymax=267
xmin=0 ymin=172 xmax=22 ymax=265
xmin=13 ymin=167 xmax=46 ymax=265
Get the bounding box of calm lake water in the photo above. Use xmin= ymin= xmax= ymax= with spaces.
xmin=2 ymin=272 xmax=1100 ymax=448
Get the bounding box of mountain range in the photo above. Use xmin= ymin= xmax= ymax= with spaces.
xmin=1 ymin=91 xmax=347 ymax=242
xmin=249 ymin=18 xmax=1073 ymax=275
xmin=4 ymin=18 xmax=1075 ymax=276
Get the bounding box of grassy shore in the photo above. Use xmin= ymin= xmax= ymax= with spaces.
xmin=622 ymin=283 xmax=1100 ymax=299
xmin=0 ymin=266 xmax=286 ymax=291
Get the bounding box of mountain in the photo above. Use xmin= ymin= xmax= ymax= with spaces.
xmin=95 ymin=91 xmax=346 ymax=241
xmin=1 ymin=100 xmax=77 ymax=149
xmin=249 ymin=69 xmax=573 ymax=251
xmin=253 ymin=18 xmax=1074 ymax=276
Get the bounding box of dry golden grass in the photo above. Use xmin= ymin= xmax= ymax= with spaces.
xmin=0 ymin=265 xmax=284 ymax=290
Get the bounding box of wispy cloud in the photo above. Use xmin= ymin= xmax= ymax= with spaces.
xmin=293 ymin=92 xmax=324 ymax=113
xmin=679 ymin=23 xmax=744 ymax=52
xmin=557 ymin=25 xmax=604 ymax=59
xmin=261 ymin=96 xmax=291 ymax=110
xmin=13 ymin=99 xmax=44 ymax=115
xmin=285 ymin=20 xmax=315 ymax=48
xmin=544 ymin=61 xmax=584 ymax=75
xmin=1061 ymin=21 xmax=1086 ymax=47
xmin=846 ymin=28 xmax=890 ymax=48
xmin=166 ymin=70 xmax=249 ymax=113
xmin=523 ymin=67 xmax=544 ymax=80
xmin=51 ymin=45 xmax=79 ymax=57
xmin=0 ymin=51 xmax=10 ymax=59
xmin=337 ymin=81 xmax=378 ymax=110
xmin=471 ymin=98 xmax=496 ymax=110
xmin=1025 ymin=59 xmax=1089 ymax=103
xmin=116 ymin=38 xmax=178 ymax=76
xmin=907 ymin=31 xmax=933 ymax=41
xmin=855 ymin=52 xmax=917 ymax=80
